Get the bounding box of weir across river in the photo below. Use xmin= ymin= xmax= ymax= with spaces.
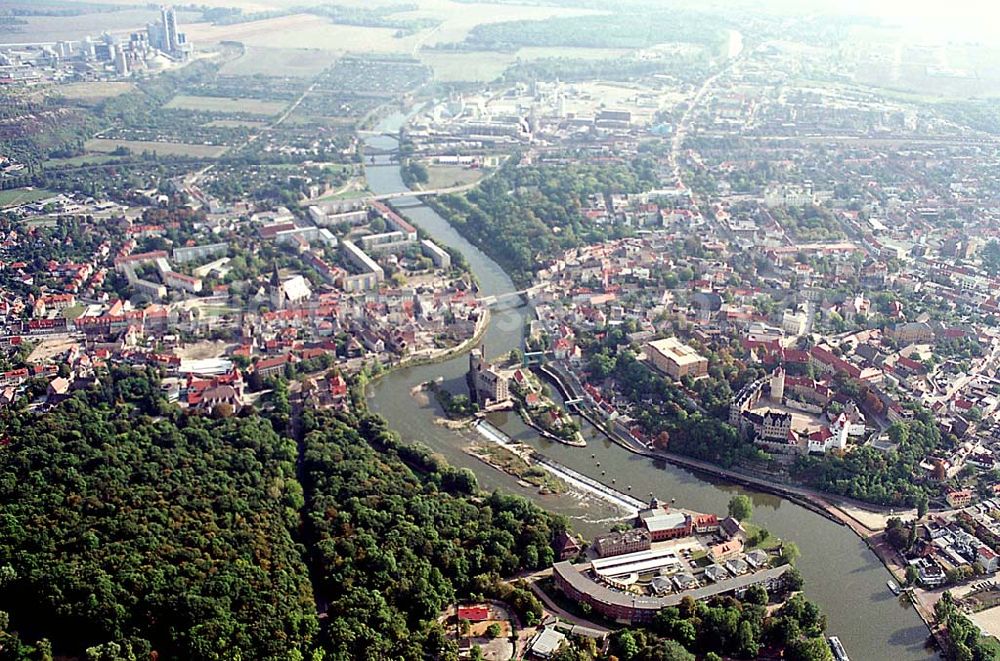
xmin=362 ymin=111 xmax=934 ymax=661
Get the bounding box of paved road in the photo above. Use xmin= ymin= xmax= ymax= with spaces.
xmin=521 ymin=569 xmax=612 ymax=634
xmin=669 ymin=46 xmax=749 ymax=190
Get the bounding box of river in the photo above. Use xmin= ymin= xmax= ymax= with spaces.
xmin=363 ymin=112 xmax=935 ymax=660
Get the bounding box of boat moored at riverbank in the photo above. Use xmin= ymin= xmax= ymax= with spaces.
xmin=829 ymin=635 xmax=851 ymax=661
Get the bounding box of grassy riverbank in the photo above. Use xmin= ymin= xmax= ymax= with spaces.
xmin=467 ymin=443 xmax=567 ymax=495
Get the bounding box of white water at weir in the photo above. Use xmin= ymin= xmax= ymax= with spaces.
xmin=366 ymin=110 xmax=936 ymax=660
xmin=474 ymin=420 xmax=645 ymax=517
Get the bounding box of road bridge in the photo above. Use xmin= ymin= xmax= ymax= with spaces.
xmin=476 ymin=284 xmax=545 ymax=309
xmin=367 ymin=180 xmax=483 ymax=202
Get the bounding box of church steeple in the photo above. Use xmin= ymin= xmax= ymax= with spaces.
xmin=270 ymin=263 xmax=281 ymax=288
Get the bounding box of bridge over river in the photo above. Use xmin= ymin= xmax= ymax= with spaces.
xmin=362 ymin=110 xmax=934 ymax=661
xmin=476 ymin=284 xmax=546 ymax=310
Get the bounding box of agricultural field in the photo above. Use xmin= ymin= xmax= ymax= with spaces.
xmin=44 ymin=154 xmax=126 ymax=168
xmin=397 ymin=1 xmax=602 ymax=47
xmin=418 ymin=51 xmax=515 ymax=82
xmin=284 ymin=108 xmax=361 ymax=127
xmin=219 ymin=46 xmax=339 ymax=77
xmin=166 ymin=94 xmax=289 ymax=116
xmin=85 ymin=139 xmax=228 ymax=159
xmin=57 ymin=0 xmax=282 ymax=7
xmin=12 ymin=8 xmax=201 ymax=43
xmin=183 ymin=13 xmax=412 ymax=53
xmin=0 ymin=188 xmax=58 ymax=209
xmin=53 ymin=82 xmax=136 ymax=101
xmin=419 ymin=46 xmax=639 ymax=83
xmin=180 ymin=2 xmax=602 ymax=54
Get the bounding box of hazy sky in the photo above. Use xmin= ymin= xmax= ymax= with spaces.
xmin=808 ymin=0 xmax=1000 ymax=42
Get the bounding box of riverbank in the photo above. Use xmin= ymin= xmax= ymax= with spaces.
xmin=404 ymin=308 xmax=491 ymax=370
xmin=559 ymin=379 xmax=942 ymax=648
xmin=366 ymin=307 xmax=491 ymax=392
xmin=474 ymin=420 xmax=642 ymax=516
xmin=536 ymin=359 xmax=898 ymax=532
xmin=361 ymin=111 xmax=936 ymax=660
xmin=519 ymin=408 xmax=587 ymax=447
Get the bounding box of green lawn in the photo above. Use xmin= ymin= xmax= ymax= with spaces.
xmin=166 ymin=95 xmax=289 ymax=117
xmin=422 ymin=164 xmax=484 ymax=190
xmin=744 ymin=522 xmax=781 ymax=551
xmin=979 ymin=637 xmax=1000 ymax=658
xmin=45 ymin=154 xmax=125 ymax=168
xmin=85 ymin=139 xmax=228 ymax=159
xmin=309 ymin=184 xmax=371 ymax=204
xmin=62 ymin=305 xmax=86 ymax=320
xmin=0 ymin=188 xmax=58 ymax=208
xmin=198 ymin=306 xmax=238 ymax=318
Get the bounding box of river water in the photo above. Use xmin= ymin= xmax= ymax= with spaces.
xmin=363 ymin=114 xmax=934 ymax=660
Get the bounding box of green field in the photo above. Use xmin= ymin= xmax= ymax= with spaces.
xmin=309 ymin=184 xmax=371 ymax=204
xmin=220 ymin=46 xmax=340 ymax=78
xmin=419 ymin=51 xmax=515 ymax=82
xmin=166 ymin=95 xmax=289 ymax=116
xmin=422 ymin=164 xmax=484 ymax=190
xmin=85 ymin=139 xmax=228 ymax=159
xmin=196 ymin=305 xmax=238 ymax=318
xmin=283 ymin=110 xmax=356 ymax=127
xmin=45 ymin=154 xmax=126 ymax=168
xmin=743 ymin=522 xmax=782 ymax=551
xmin=53 ymin=81 xmax=136 ymax=101
xmin=0 ymin=188 xmax=58 ymax=208
xmin=62 ymin=305 xmax=87 ymax=320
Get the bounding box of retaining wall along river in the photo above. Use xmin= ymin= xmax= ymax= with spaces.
xmin=362 ymin=112 xmax=935 ymax=660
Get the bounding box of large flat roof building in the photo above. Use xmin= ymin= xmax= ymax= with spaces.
xmin=590 ymin=547 xmax=682 ymax=579
xmin=643 ymin=337 xmax=708 ymax=380
xmin=553 ymin=561 xmax=789 ymax=624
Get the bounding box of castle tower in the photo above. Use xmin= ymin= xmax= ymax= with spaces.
xmin=770 ymin=366 xmax=785 ymax=402
xmin=834 ymin=421 xmax=849 ymax=451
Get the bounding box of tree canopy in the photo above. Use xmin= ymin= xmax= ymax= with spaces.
xmin=728 ymin=495 xmax=753 ymax=522
xmin=0 ymin=370 xmax=318 ymax=659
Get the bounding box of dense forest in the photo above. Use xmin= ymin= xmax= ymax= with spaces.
xmin=0 ymin=369 xmax=319 ymax=659
xmin=429 ymin=156 xmax=657 ymax=287
xmin=0 ymin=363 xmax=834 ymax=659
xmin=769 ymin=204 xmax=846 ymax=243
xmin=0 ymin=367 xmax=565 ymax=660
xmin=300 ymin=408 xmax=560 ymax=660
xmin=546 ymin=585 xmax=832 ymax=661
xmin=602 ymin=591 xmax=831 ymax=661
